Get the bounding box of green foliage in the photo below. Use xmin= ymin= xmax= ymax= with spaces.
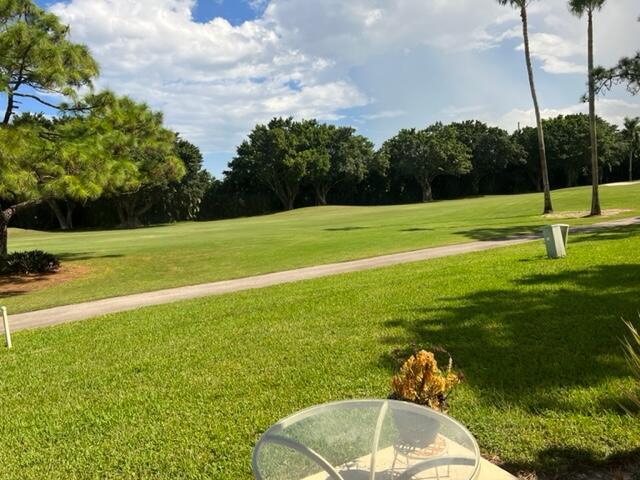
xmin=623 ymin=317 xmax=640 ymax=412
xmin=513 ymin=114 xmax=624 ymax=188
xmin=594 ymin=52 xmax=640 ymax=96
xmin=227 ymin=118 xmax=377 ymax=209
xmin=568 ymin=0 xmax=607 ymax=16
xmin=450 ymin=120 xmax=526 ymax=194
xmin=0 ymin=249 xmax=59 ymax=275
xmin=82 ymin=94 xmax=186 ymax=227
xmin=154 ymin=137 xmax=211 ymax=222
xmin=382 ymin=123 xmax=471 ymax=201
xmin=0 ymin=0 xmax=99 ymax=123
xmin=230 ymin=118 xmax=324 ymax=210
xmin=305 ymin=124 xmax=375 ymax=205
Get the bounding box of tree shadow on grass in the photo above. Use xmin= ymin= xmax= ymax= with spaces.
xmin=399 ymin=228 xmax=433 ymax=232
xmin=378 ymin=263 xmax=640 ymax=475
xmin=457 ymin=223 xmax=640 ymax=243
xmin=504 ymin=446 xmax=640 ymax=479
xmin=56 ymin=252 xmax=124 ymax=261
xmin=455 ymin=225 xmax=542 ymax=241
xmin=324 ymin=227 xmax=370 ymax=232
xmin=568 ymin=224 xmax=640 ymax=244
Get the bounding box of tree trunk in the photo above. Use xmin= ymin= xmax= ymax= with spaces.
xmin=630 ymin=149 xmax=634 ymax=182
xmin=0 ymin=210 xmax=10 ymax=258
xmin=587 ymin=10 xmax=601 ymax=216
xmin=47 ymin=199 xmax=74 ymax=230
xmin=116 ymin=197 xmax=142 ymax=228
xmin=2 ymin=92 xmax=14 ymax=125
xmin=419 ymin=178 xmax=433 ymax=202
xmin=1 ymin=207 xmax=17 ymax=257
xmin=521 ymin=6 xmax=553 ymax=214
xmin=314 ymin=185 xmax=329 ymax=206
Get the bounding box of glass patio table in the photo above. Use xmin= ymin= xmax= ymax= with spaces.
xmin=253 ymin=399 xmax=481 ymax=480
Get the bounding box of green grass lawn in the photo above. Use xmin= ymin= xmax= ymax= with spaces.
xmin=4 ymin=184 xmax=640 ymax=314
xmin=1 ymin=225 xmax=639 ymax=479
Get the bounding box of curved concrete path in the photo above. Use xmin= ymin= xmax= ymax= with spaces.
xmin=6 ymin=216 xmax=639 ymax=332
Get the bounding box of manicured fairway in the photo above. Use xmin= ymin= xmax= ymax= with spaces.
xmin=1 ymin=225 xmax=639 ymax=479
xmin=4 ymin=183 xmax=640 ymax=314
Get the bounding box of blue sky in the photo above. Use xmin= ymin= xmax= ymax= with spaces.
xmin=14 ymin=0 xmax=640 ymax=176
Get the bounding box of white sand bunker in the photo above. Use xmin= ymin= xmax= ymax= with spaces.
xmin=544 ymin=208 xmax=633 ymax=219
xmin=603 ymin=180 xmax=640 ymax=187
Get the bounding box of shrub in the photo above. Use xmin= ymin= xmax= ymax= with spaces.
xmin=623 ymin=317 xmax=640 ymax=412
xmin=390 ymin=348 xmax=461 ymax=412
xmin=0 ymin=250 xmax=61 ymax=275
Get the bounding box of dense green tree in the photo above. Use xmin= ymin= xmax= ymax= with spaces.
xmin=0 ymin=105 xmax=122 ymax=255
xmin=496 ymin=0 xmax=553 ymax=213
xmin=0 ymin=0 xmax=99 ymax=124
xmin=544 ymin=114 xmax=622 ymax=186
xmin=306 ymin=125 xmax=374 ymax=205
xmin=450 ymin=121 xmax=526 ymax=194
xmin=153 ymin=137 xmax=211 ymax=222
xmin=228 ymin=117 xmax=322 ymax=211
xmin=92 ymin=95 xmax=185 ymax=228
xmin=569 ymin=0 xmax=607 ymax=215
xmin=622 ymin=117 xmax=640 ymax=181
xmin=382 ymin=124 xmax=471 ymax=202
xmin=0 ymin=0 xmax=99 ymax=254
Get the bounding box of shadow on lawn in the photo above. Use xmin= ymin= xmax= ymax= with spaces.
xmin=457 ymin=223 xmax=640 ymax=242
xmin=324 ymin=226 xmax=370 ymax=232
xmin=504 ymin=446 xmax=640 ymax=479
xmin=455 ymin=224 xmax=542 ymax=241
xmin=57 ymin=252 xmax=124 ymax=261
xmin=379 ymin=263 xmax=640 ymax=475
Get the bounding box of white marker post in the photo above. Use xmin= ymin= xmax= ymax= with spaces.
xmin=2 ymin=306 xmax=11 ymax=349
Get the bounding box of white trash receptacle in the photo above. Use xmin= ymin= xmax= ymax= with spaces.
xmin=542 ymin=224 xmax=570 ymax=259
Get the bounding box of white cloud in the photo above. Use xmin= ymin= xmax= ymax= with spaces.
xmin=360 ymin=110 xmax=406 ymax=121
xmin=50 ymin=0 xmax=368 ymax=159
xmin=493 ymin=0 xmax=639 ymax=75
xmin=496 ymin=98 xmax=640 ymax=132
xmin=47 ymin=0 xmax=639 ymax=174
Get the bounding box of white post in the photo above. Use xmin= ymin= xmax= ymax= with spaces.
xmin=2 ymin=306 xmax=11 ymax=349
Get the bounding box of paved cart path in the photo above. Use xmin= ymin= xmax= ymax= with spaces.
xmin=6 ymin=216 xmax=639 ymax=332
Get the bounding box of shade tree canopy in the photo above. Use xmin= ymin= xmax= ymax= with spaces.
xmin=382 ymin=123 xmax=471 ymax=202
xmin=450 ymin=121 xmax=526 ymax=194
xmin=305 ymin=124 xmax=375 ymax=205
xmin=0 ymin=0 xmax=99 ymax=124
xmin=90 ymin=94 xmax=185 ymax=227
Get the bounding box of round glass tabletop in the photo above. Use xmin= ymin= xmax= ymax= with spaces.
xmin=253 ymin=399 xmax=480 ymax=480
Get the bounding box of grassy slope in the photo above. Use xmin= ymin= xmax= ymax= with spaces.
xmin=1 ymin=226 xmax=639 ymax=479
xmin=4 ymin=184 xmax=640 ymax=313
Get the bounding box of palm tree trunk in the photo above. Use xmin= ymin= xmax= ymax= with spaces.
xmin=587 ymin=10 xmax=601 ymax=215
xmin=521 ymin=5 xmax=553 ymax=214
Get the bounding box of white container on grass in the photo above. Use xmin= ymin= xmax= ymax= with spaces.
xmin=542 ymin=224 xmax=570 ymax=259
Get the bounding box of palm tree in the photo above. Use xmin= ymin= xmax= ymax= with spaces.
xmin=497 ymin=0 xmax=553 ymax=214
xmin=622 ymin=117 xmax=640 ymax=182
xmin=569 ymin=0 xmax=606 ymax=215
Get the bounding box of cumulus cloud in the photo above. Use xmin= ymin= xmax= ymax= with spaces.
xmin=48 ymin=0 xmax=639 ymax=173
xmin=497 ymin=98 xmax=640 ymax=132
xmin=51 ymin=0 xmax=368 ymax=160
xmin=493 ymin=0 xmax=639 ymax=75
